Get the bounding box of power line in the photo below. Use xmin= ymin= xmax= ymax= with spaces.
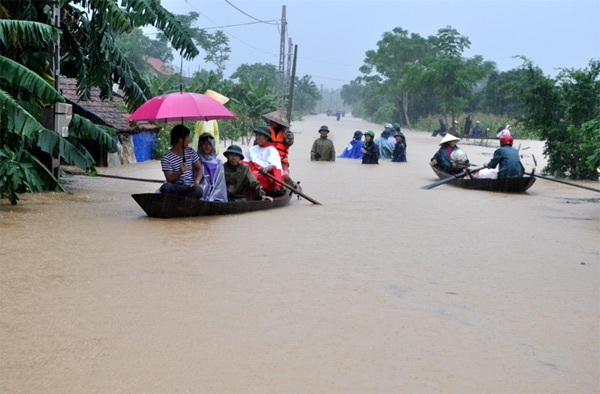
xmin=223 ymin=0 xmax=278 ymax=25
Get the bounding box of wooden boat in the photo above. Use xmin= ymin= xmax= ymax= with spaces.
xmin=131 ymin=192 xmax=292 ymax=218
xmin=430 ymin=164 xmax=536 ymax=193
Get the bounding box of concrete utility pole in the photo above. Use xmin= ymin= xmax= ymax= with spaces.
xmin=276 ymin=5 xmax=286 ymax=109
xmin=41 ymin=3 xmax=72 ymax=180
xmin=285 ymin=37 xmax=293 ymax=110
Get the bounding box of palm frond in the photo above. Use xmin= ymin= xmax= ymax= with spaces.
xmin=0 ymin=87 xmax=46 ymax=138
xmin=36 ymin=129 xmax=97 ymax=171
xmin=123 ymin=0 xmax=199 ymax=60
xmin=0 ymin=19 xmax=60 ymax=48
xmin=0 ymin=56 xmax=64 ymax=104
xmin=68 ymin=114 xmax=118 ymax=153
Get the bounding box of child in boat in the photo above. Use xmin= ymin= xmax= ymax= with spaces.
xmin=222 ymin=145 xmax=273 ymax=202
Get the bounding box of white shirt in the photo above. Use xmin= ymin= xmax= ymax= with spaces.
xmin=244 ymin=144 xmax=283 ymax=170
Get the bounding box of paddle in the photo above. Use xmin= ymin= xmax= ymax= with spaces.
xmin=525 ymin=172 xmax=600 ymax=193
xmin=262 ymin=172 xmax=322 ymax=205
xmin=421 ymin=167 xmax=485 ymax=190
xmin=66 ymin=171 xmax=164 ymax=183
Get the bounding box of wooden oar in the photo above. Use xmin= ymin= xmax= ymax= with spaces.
xmin=525 ymin=172 xmax=600 ymax=193
xmin=421 ymin=167 xmax=485 ymax=190
xmin=262 ymin=172 xmax=322 ymax=205
xmin=66 ymin=171 xmax=164 ymax=184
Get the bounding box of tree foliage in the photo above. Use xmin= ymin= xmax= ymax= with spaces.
xmin=292 ymin=75 xmax=321 ymax=115
xmin=513 ymin=58 xmax=600 ymax=179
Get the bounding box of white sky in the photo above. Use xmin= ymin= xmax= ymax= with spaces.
xmin=156 ymin=0 xmax=600 ymax=90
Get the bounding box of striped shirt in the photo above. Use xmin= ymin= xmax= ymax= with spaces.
xmin=161 ymin=147 xmax=199 ymax=185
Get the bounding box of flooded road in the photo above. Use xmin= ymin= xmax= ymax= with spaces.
xmin=1 ymin=114 xmax=598 ymax=393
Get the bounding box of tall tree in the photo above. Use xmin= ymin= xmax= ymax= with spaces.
xmin=360 ymin=28 xmax=431 ymax=128
xmin=292 ymin=75 xmax=321 ymax=115
xmin=230 ymin=63 xmax=277 ymax=89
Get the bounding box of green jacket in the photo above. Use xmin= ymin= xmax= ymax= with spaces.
xmin=223 ymin=162 xmax=266 ymax=200
xmin=311 ymin=137 xmax=336 ymax=161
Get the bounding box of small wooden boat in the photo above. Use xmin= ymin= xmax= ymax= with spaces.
xmin=131 ymin=192 xmax=292 ymax=218
xmin=430 ymin=164 xmax=536 ymax=193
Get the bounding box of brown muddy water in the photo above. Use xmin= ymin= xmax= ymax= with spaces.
xmin=1 ymin=114 xmax=598 ymax=393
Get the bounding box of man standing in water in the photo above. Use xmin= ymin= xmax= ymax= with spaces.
xmin=159 ymin=125 xmax=204 ymax=199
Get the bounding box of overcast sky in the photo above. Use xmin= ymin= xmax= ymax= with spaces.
xmin=156 ymin=0 xmax=600 ymax=90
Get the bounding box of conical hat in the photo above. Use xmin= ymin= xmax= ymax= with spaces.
xmin=204 ymin=89 xmax=229 ymax=105
xmin=262 ymin=109 xmax=290 ymax=128
xmin=439 ymin=134 xmax=460 ymax=146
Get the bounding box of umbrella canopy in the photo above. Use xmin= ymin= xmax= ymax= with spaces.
xmin=128 ymin=91 xmax=235 ymax=123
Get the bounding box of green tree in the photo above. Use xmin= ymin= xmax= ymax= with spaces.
xmin=360 ymin=28 xmax=432 ymax=128
xmin=162 ymin=12 xmax=231 ymax=80
xmin=416 ymin=26 xmax=485 ymax=123
xmin=513 ymin=58 xmax=600 ymax=179
xmin=230 ymin=63 xmax=277 ymax=90
xmin=292 ymin=75 xmax=321 ymax=115
xmin=340 ymin=79 xmax=365 ymax=117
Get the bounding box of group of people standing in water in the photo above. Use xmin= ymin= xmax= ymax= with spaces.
xmin=331 ymin=123 xmax=407 ymax=164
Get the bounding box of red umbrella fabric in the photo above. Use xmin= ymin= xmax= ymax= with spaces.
xmin=128 ymin=91 xmax=235 ymax=122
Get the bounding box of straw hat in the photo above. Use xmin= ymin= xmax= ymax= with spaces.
xmin=204 ymin=89 xmax=229 ymax=105
xmin=262 ymin=109 xmax=290 ymax=128
xmin=439 ymin=134 xmax=460 ymax=146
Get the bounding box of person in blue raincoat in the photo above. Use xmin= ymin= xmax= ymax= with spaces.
xmin=375 ymin=129 xmax=394 ymax=159
xmin=338 ymin=130 xmax=364 ymax=159
xmin=484 ymin=135 xmax=524 ymax=178
xmin=430 ymin=134 xmax=470 ymax=174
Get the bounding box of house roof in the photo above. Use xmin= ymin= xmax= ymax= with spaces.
xmin=144 ymin=56 xmax=176 ymax=76
xmin=59 ymin=76 xmax=157 ymax=133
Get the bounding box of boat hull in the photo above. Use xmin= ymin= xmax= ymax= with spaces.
xmin=131 ymin=193 xmax=292 ymax=218
xmin=431 ymin=165 xmax=536 ymax=193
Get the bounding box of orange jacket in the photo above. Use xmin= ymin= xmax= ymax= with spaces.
xmin=269 ymin=125 xmax=290 ymax=166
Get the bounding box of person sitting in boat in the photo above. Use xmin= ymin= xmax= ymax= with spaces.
xmin=222 ymin=145 xmax=273 ymax=202
xmin=391 ymin=131 xmax=407 ymax=162
xmin=197 ymin=132 xmax=227 ymax=202
xmin=159 ymin=125 xmax=204 ymax=199
xmin=263 ymin=109 xmax=294 ymax=184
xmin=311 ymin=125 xmax=336 ymax=161
xmin=361 ymin=130 xmax=379 ymax=164
xmin=431 ymin=118 xmax=447 ymax=137
xmin=338 ymin=130 xmax=364 ymax=159
xmin=430 ymin=134 xmax=470 ymax=174
xmin=244 ymin=125 xmax=286 ymax=195
xmin=483 ymin=135 xmax=525 ymax=178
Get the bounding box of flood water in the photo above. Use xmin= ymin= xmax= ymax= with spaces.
xmin=1 ymin=114 xmax=599 ymax=393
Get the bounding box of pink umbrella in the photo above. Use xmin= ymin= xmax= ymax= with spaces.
xmin=128 ymin=91 xmax=235 ymax=123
